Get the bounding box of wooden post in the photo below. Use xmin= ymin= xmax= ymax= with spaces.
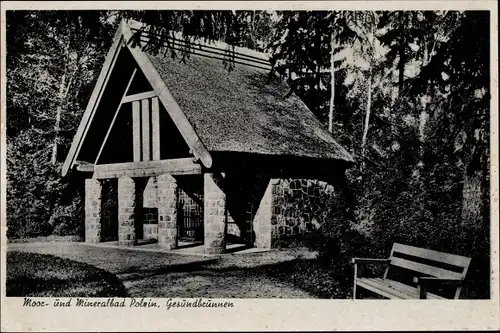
xmin=353 ymin=263 xmax=358 ymax=299
xmin=151 ymin=97 xmax=160 ymax=160
xmin=417 ymin=284 xmax=427 ymax=299
xmin=383 ymin=246 xmax=395 ymax=280
xmin=132 ymin=101 xmax=141 ymax=162
xmin=141 ymin=98 xmax=150 ymax=161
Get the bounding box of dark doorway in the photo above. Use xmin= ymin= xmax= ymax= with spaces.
xmin=176 ymin=175 xmax=204 ymax=242
xmin=100 ymin=179 xmax=118 ymax=242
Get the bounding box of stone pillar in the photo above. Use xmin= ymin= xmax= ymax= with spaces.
xmin=85 ymin=178 xmax=102 ymax=243
xmin=253 ymin=179 xmax=280 ymax=249
xmin=157 ymin=174 xmax=178 ymax=249
xmin=204 ymin=173 xmax=227 ymax=254
xmin=270 ymin=179 xmax=284 ymax=248
xmin=118 ymin=176 xmax=137 ymax=246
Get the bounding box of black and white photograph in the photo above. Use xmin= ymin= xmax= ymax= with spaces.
xmin=1 ymin=1 xmax=498 ymax=331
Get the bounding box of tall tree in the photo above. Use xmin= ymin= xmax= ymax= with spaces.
xmin=409 ymin=11 xmax=489 ymax=229
xmin=378 ymin=11 xmax=422 ymax=98
xmin=6 ymin=11 xmax=117 ymax=236
xmin=344 ymin=12 xmax=380 ymax=170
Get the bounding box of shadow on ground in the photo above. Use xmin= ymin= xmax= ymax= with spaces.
xmin=115 ymin=255 xmax=349 ymax=298
xmin=7 ymin=244 xmax=350 ymax=298
xmin=6 ymin=252 xmax=127 ymax=297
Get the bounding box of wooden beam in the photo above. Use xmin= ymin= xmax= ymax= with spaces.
xmin=132 ymin=101 xmax=141 ymax=161
xmin=122 ymin=22 xmax=213 ymax=169
xmin=141 ymin=98 xmax=150 ymax=161
xmin=93 ymin=158 xmax=202 ymax=179
xmin=122 ymin=91 xmax=157 ymax=103
xmin=62 ymin=22 xmax=127 ymax=177
xmin=94 ymin=68 xmax=137 ymax=164
xmin=75 ymin=161 xmax=94 ymax=172
xmin=151 ymin=97 xmax=160 ymax=160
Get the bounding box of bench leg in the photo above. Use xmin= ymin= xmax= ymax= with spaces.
xmin=353 ymin=265 xmax=357 ymax=299
xmin=417 ymin=284 xmax=427 ymax=299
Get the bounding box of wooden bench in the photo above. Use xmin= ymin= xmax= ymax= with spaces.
xmin=352 ymin=243 xmax=471 ymax=299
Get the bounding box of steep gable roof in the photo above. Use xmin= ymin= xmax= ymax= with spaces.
xmin=62 ymin=20 xmax=354 ymax=176
xmin=147 ymin=51 xmax=354 ymax=162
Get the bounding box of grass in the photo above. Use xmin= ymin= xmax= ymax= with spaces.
xmin=262 ymin=258 xmax=352 ymax=299
xmin=8 ymin=235 xmax=82 ymax=243
xmin=6 ymin=251 xmax=127 ymax=297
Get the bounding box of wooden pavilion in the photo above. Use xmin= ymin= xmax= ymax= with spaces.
xmin=62 ymin=20 xmax=354 ymax=254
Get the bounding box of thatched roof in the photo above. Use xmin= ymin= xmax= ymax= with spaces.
xmin=146 ymin=52 xmax=354 ymax=163
xmin=131 ymin=22 xmax=354 ymax=164
xmin=62 ymin=21 xmax=354 ymax=176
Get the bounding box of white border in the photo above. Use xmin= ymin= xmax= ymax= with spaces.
xmin=1 ymin=1 xmax=499 ymax=331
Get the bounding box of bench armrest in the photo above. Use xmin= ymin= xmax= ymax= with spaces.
xmin=413 ymin=277 xmax=464 ymax=299
xmin=351 ymin=258 xmax=391 ymax=265
xmin=413 ymin=277 xmax=463 ymax=286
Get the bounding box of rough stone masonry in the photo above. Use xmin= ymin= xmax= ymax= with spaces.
xmin=86 ymin=172 xmax=337 ymax=252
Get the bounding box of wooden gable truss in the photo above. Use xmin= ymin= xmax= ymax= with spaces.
xmin=62 ymin=20 xmax=212 ymax=178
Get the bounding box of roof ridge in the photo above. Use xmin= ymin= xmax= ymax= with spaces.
xmin=125 ymin=19 xmax=270 ymax=63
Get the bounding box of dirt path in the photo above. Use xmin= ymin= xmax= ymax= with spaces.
xmin=8 ymin=242 xmax=316 ymax=298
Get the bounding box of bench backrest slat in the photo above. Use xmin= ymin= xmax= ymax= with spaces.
xmin=392 ymin=243 xmax=471 ymax=269
xmin=375 ymin=243 xmax=473 ymax=299
xmin=390 ymin=257 xmax=464 ymax=279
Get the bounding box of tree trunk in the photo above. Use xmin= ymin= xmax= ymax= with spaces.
xmin=361 ymin=20 xmax=374 ymax=172
xmin=361 ymin=73 xmax=372 ymax=171
xmin=51 ymin=30 xmax=73 ymax=165
xmin=249 ymin=11 xmax=256 ymax=47
xmin=315 ymin=23 xmax=322 ymax=91
xmin=51 ymin=61 xmax=79 ymax=165
xmin=398 ymin=12 xmax=406 ymax=96
xmin=328 ymin=33 xmax=335 ymax=133
xmin=461 ymin=169 xmax=484 ymax=229
xmin=414 ymin=38 xmax=434 ymax=180
xmin=51 ymin=71 xmax=67 ymax=165
xmin=50 ymin=36 xmax=85 ymax=165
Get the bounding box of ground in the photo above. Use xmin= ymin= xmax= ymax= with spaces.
xmin=6 ymin=252 xmax=126 ymax=297
xmin=7 ymin=242 xmax=321 ymax=298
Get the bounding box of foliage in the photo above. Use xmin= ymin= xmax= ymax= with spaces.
xmin=6 ymin=11 xmax=117 ymax=238
xmin=268 ymin=10 xmax=490 ymax=298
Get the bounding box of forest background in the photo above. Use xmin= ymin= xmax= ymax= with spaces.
xmin=5 ymin=10 xmax=491 ymax=298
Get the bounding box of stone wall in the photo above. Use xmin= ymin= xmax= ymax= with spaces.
xmin=87 ymin=171 xmax=336 ymax=250
xmin=112 ymin=175 xmax=204 ymax=244
xmin=85 ymin=179 xmax=102 ymax=244
xmin=157 ymin=174 xmax=178 ymax=249
xmin=118 ymin=176 xmax=137 ymax=246
xmin=269 ymin=178 xmax=336 ymax=248
xmin=224 ymin=174 xmax=336 ymax=249
xmin=250 ymin=178 xmax=274 ymax=248
xmin=203 ymin=173 xmax=226 ymax=254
